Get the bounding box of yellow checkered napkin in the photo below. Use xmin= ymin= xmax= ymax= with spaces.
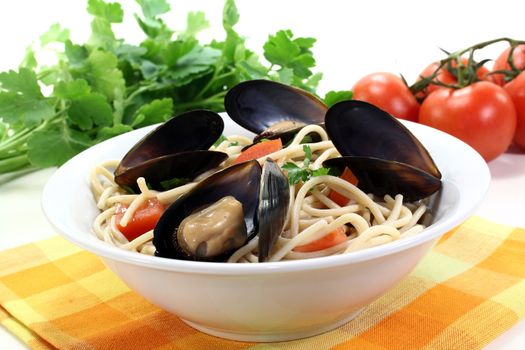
xmin=1 ymin=216 xmax=525 ymax=350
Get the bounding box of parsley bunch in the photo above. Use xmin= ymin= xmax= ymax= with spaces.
xmin=0 ymin=0 xmax=350 ymax=177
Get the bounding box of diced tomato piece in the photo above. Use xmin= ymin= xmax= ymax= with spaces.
xmin=293 ymin=226 xmax=347 ymax=253
xmin=328 ymin=167 xmax=358 ymax=206
xmin=233 ymin=139 xmax=282 ymax=164
xmin=115 ymin=198 xmax=165 ymax=241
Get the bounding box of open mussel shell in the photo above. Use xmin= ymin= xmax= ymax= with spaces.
xmin=114 ymin=110 xmax=224 ymax=190
xmin=153 ymin=161 xmax=262 ymax=262
xmin=224 ymin=79 xmax=327 ymax=135
xmin=257 ymin=159 xmax=290 ymax=262
xmin=325 ymin=100 xmax=441 ymax=179
xmin=323 ymin=157 xmax=441 ymax=202
xmin=114 ymin=150 xmax=227 ymax=191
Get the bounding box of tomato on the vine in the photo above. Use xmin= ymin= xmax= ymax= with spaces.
xmin=419 ymin=82 xmax=516 ymax=161
xmin=503 ymin=71 xmax=525 ymax=148
xmin=352 ymin=72 xmax=419 ymax=121
xmin=491 ymin=44 xmax=525 ymax=86
xmin=416 ymin=58 xmax=490 ymax=99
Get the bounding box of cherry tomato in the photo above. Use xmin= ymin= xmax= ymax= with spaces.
xmin=491 ymin=44 xmax=525 ymax=86
xmin=115 ymin=198 xmax=165 ymax=241
xmin=503 ymin=71 xmax=525 ymax=148
xmin=419 ymin=82 xmax=516 ymax=161
xmin=416 ymin=58 xmax=490 ymax=99
xmin=352 ymin=72 xmax=419 ymax=121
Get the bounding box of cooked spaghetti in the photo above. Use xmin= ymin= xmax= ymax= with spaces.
xmin=91 ymin=124 xmax=427 ymax=262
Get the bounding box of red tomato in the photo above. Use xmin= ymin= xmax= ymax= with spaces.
xmin=416 ymin=58 xmax=490 ymax=99
xmin=328 ymin=167 xmax=358 ymax=206
xmin=352 ymin=72 xmax=419 ymax=121
xmin=491 ymin=45 xmax=525 ymax=86
xmin=116 ymin=198 xmax=165 ymax=241
xmin=503 ymin=71 xmax=525 ymax=148
xmin=419 ymin=82 xmax=517 ymax=161
xmin=293 ymin=226 xmax=347 ymax=253
xmin=233 ymin=139 xmax=282 ymax=164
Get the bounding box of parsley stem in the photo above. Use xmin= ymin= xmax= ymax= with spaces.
xmin=0 ymin=127 xmax=33 ymax=154
xmin=193 ymin=69 xmax=235 ymax=100
xmin=124 ymin=84 xmax=155 ymax=106
xmin=0 ymin=154 xmax=30 ymax=174
xmin=173 ymin=91 xmax=227 ymax=111
xmin=193 ymin=68 xmax=222 ymax=100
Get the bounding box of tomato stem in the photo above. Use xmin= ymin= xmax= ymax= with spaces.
xmin=409 ymin=37 xmax=525 ymax=96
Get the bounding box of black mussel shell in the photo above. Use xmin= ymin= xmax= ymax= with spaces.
xmin=153 ymin=161 xmax=262 ymax=262
xmin=257 ymin=159 xmax=290 ymax=262
xmin=325 ymin=100 xmax=441 ymax=179
xmin=224 ymin=80 xmax=327 ymax=135
xmin=114 ymin=150 xmax=227 ymax=191
xmin=323 ymin=157 xmax=441 ymax=201
xmin=115 ymin=110 xmax=224 ymax=190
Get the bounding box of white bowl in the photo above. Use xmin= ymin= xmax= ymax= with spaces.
xmin=42 ymin=114 xmax=490 ymax=342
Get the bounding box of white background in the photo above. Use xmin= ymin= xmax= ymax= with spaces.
xmin=0 ymin=0 xmax=524 ymax=349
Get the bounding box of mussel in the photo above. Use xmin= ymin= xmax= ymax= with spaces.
xmin=224 ymin=80 xmax=327 ymax=144
xmin=323 ymin=100 xmax=441 ymax=201
xmin=153 ymin=159 xmax=290 ymax=262
xmin=114 ymin=110 xmax=227 ymax=191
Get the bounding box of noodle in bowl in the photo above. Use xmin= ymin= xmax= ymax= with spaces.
xmin=91 ymin=123 xmax=428 ymax=262
xmin=42 ymin=113 xmax=489 ymax=342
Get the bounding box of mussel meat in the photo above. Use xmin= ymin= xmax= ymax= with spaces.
xmin=114 ymin=110 xmax=227 ymax=190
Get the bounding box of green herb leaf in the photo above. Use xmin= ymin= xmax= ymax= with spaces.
xmin=213 ymin=134 xmax=227 ymax=147
xmin=0 ymin=93 xmax=54 ymax=127
xmin=303 ymin=144 xmax=312 ymax=168
xmin=282 ymin=161 xmax=304 ymax=185
xmin=54 ymin=79 xmax=91 ymax=100
xmin=96 ymin=123 xmax=133 ymax=142
xmin=136 ymin=0 xmax=170 ymax=19
xmin=223 ymin=0 xmax=240 ymax=29
xmin=0 ymin=68 xmax=43 ymax=99
xmin=65 ymin=40 xmax=89 ymax=66
xmin=68 ymin=93 xmax=113 ymax=130
xmin=181 ymin=12 xmax=209 ymax=39
xmin=40 ymin=23 xmax=70 ymax=45
xmin=0 ymin=69 xmax=54 ymax=127
xmin=27 ymin=124 xmax=93 ymax=167
xmin=324 ymin=90 xmax=353 ymax=107
xmin=87 ymin=0 xmax=124 ymax=23
xmin=19 ymin=46 xmax=37 ymax=70
xmin=312 ymin=167 xmax=330 ymax=177
xmin=264 ymin=30 xmax=300 ymax=68
xmin=160 ymin=177 xmax=190 ymax=190
xmin=84 ymin=50 xmax=125 ymax=101
xmin=162 ymin=39 xmax=198 ymax=67
xmin=281 ymin=145 xmax=333 ymax=185
xmin=131 ymin=98 xmax=173 ymax=127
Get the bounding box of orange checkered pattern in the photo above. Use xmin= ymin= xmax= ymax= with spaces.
xmin=1 ymin=216 xmax=525 ymax=350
